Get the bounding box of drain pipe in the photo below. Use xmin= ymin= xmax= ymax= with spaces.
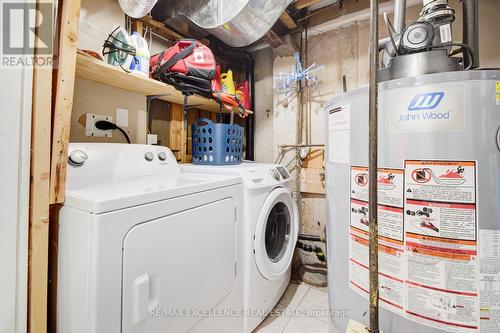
xmin=368 ymin=0 xmax=380 ymax=332
xmin=296 ymin=241 xmax=326 ymax=262
xmin=463 ymin=0 xmax=479 ymax=69
xmin=245 ymin=54 xmax=255 ymax=160
xmin=298 ymin=233 xmax=326 ymax=243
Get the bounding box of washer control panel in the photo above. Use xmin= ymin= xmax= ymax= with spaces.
xmin=276 ymin=166 xmax=290 ymax=180
xmin=270 ymin=168 xmax=281 ymax=181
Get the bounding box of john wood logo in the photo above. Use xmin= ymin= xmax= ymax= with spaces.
xmin=408 ymin=92 xmax=444 ymax=111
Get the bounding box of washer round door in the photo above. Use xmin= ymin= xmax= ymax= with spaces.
xmin=254 ymin=187 xmax=298 ymax=281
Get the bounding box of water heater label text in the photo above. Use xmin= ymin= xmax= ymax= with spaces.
xmin=385 ymin=84 xmax=465 ymax=133
xmin=399 ymin=110 xmax=450 ymax=121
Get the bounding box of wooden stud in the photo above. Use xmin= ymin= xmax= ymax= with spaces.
xmin=49 ymin=0 xmax=81 ymax=204
xmin=169 ymin=103 xmax=187 ymax=162
xmin=136 ymin=15 xmax=182 ymax=41
xmin=169 ymin=103 xmax=182 ymax=151
xmin=198 ymin=110 xmax=217 ymax=122
xmin=295 ymin=0 xmax=321 ymax=10
xmin=280 ymin=11 xmax=297 ymax=29
xmin=132 ymin=20 xmax=144 ymax=36
xmin=28 ymin=0 xmax=53 ymax=330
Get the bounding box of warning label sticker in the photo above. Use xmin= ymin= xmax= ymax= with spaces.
xmin=328 ymin=105 xmax=350 ymax=163
xmin=349 ymin=166 xmax=405 ymax=314
xmin=379 ymin=168 xmax=405 ymax=208
xmin=404 ymin=160 xmax=479 ymax=332
xmin=350 ymin=166 xmax=405 ymax=241
xmin=405 ymin=160 xmax=476 ymax=205
xmin=349 ymin=228 xmax=406 ymax=315
xmin=479 ymin=230 xmax=500 ymax=333
xmin=347 ymin=160 xmax=481 ymax=332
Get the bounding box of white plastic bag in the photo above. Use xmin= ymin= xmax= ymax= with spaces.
xmin=118 ymin=0 xmax=157 ymax=18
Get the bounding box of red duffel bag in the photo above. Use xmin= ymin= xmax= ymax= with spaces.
xmin=150 ymin=39 xmax=216 ymax=97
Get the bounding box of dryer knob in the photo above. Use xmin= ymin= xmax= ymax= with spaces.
xmin=158 ymin=151 xmax=168 ymax=161
xmin=68 ymin=150 xmax=88 ymax=167
xmin=144 ymin=152 xmax=155 ymax=161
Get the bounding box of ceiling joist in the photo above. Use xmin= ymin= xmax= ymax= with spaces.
xmin=294 ymin=0 xmax=321 ymax=10
xmin=280 ymin=10 xmax=298 ymax=29
xmin=265 ymin=29 xmax=285 ymax=48
xmin=133 ymin=15 xmax=183 ymax=41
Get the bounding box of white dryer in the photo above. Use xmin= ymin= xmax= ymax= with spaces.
xmin=55 ymin=144 xmax=244 ymax=333
xmin=181 ymin=163 xmax=299 ymax=332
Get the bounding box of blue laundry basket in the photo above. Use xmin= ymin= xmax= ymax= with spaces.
xmin=191 ymin=118 xmax=243 ymax=165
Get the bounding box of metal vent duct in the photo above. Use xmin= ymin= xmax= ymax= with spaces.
xmin=152 ymin=0 xmax=293 ymax=47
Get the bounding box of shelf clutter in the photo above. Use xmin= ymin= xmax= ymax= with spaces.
xmin=75 ymin=51 xmax=223 ymax=113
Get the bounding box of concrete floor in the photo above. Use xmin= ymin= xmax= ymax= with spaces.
xmin=253 ymin=282 xmax=329 ymax=333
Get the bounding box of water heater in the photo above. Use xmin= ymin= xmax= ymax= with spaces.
xmin=325 ymin=70 xmax=500 ymax=332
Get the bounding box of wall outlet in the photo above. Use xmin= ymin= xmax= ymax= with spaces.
xmin=85 ymin=113 xmax=113 ymax=138
xmin=147 ymin=134 xmax=158 ymax=145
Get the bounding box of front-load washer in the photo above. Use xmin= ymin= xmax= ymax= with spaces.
xmin=54 ymin=143 xmax=244 ymax=333
xmin=181 ymin=163 xmax=299 ymax=332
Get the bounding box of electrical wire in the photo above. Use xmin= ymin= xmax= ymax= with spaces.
xmin=430 ymin=42 xmax=476 ymax=70
xmin=383 ymin=12 xmax=400 ymax=56
xmin=115 ymin=126 xmax=132 ymax=144
xmin=95 ymin=120 xmax=132 ymax=144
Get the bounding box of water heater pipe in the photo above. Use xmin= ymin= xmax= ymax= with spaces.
xmin=462 ymin=0 xmax=479 ymax=69
xmin=368 ymin=0 xmax=380 ymax=331
xmin=393 ymin=0 xmax=407 ymax=34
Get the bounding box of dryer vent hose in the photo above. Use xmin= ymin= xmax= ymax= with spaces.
xmin=296 ymin=241 xmax=326 ymax=262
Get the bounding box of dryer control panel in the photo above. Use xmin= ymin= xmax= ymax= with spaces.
xmin=66 ymin=143 xmax=179 ymax=185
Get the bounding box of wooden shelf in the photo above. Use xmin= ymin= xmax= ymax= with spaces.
xmin=75 ymin=52 xmax=222 ymax=112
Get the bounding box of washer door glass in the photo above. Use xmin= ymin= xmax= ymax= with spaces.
xmin=265 ymin=202 xmax=290 ymax=262
xmin=254 ymin=187 xmax=298 ymax=281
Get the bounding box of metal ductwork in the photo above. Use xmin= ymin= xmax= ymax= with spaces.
xmin=152 ymin=0 xmax=293 ymax=47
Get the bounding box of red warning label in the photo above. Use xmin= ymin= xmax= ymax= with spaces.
xmin=403 ymin=160 xmax=478 ymax=332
